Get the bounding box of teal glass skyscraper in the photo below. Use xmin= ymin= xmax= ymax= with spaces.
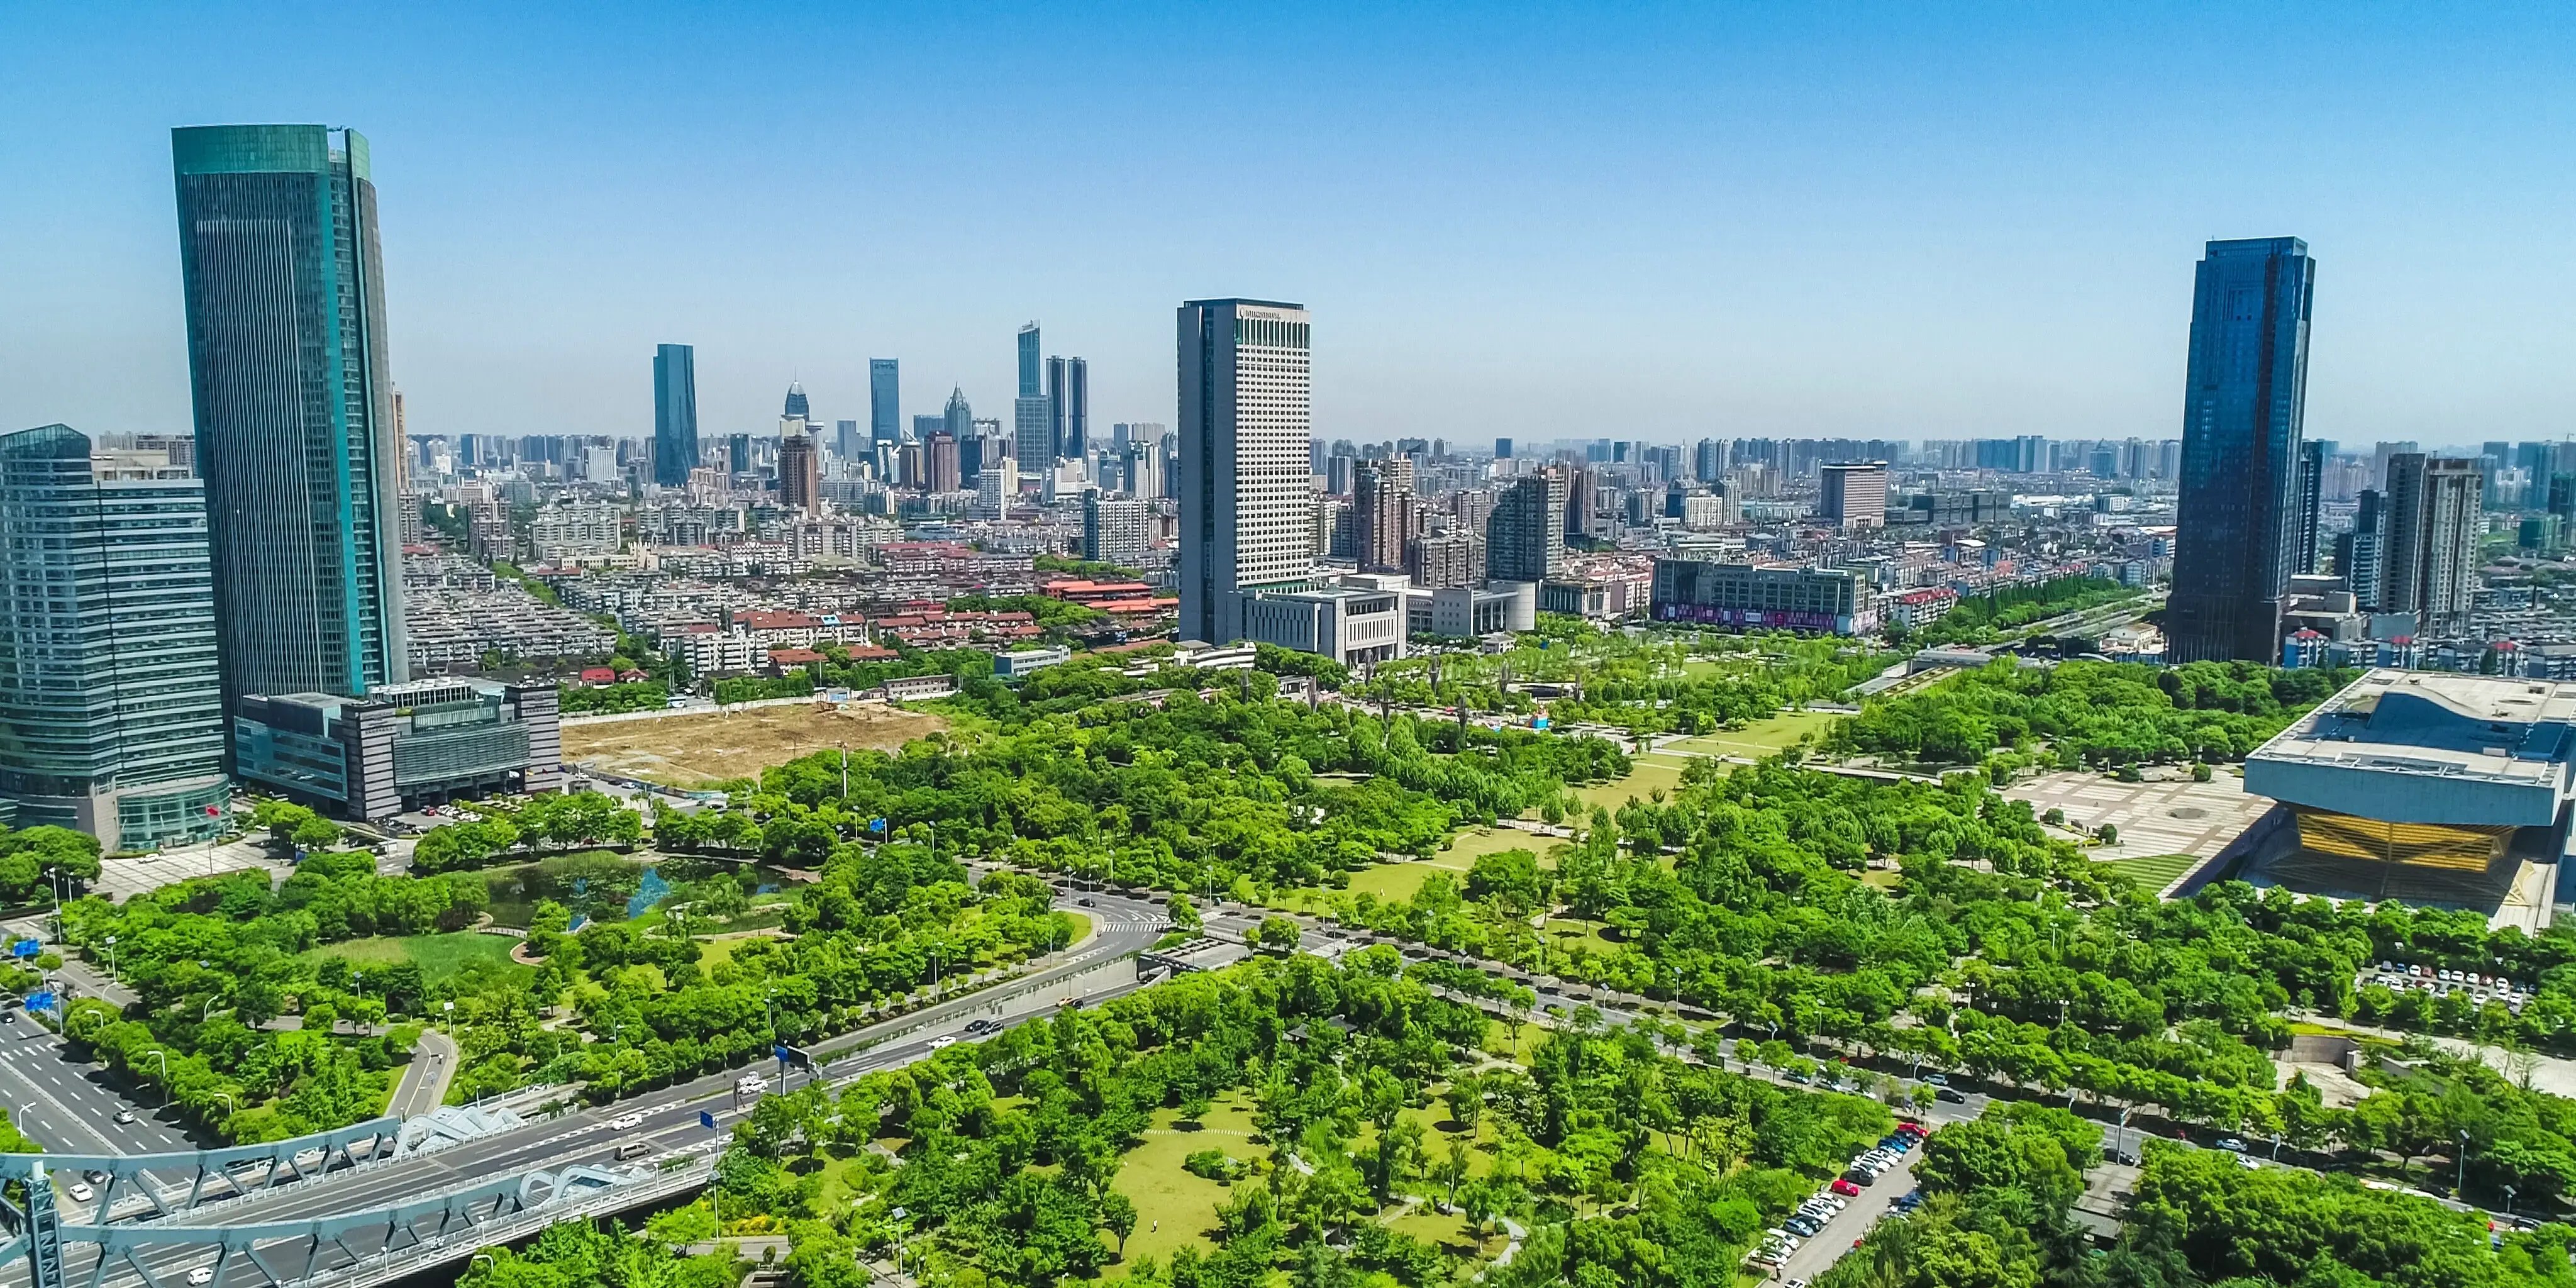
xmin=869 ymin=358 xmax=901 ymax=445
xmin=653 ymin=343 xmax=698 ymax=486
xmin=2168 ymin=236 xmax=2315 ymax=664
xmin=0 ymin=425 xmax=231 ymax=848
xmin=172 ymin=124 xmax=407 ymax=709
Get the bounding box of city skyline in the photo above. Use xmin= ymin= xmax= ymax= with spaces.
xmin=4 ymin=7 xmax=2572 ymax=448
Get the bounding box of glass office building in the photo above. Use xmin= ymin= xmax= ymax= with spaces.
xmin=652 ymin=343 xmax=698 ymax=486
xmin=869 ymin=358 xmax=901 ymax=445
xmin=0 ymin=425 xmax=231 ymax=849
xmin=2167 ymin=236 xmax=2316 ymax=663
xmin=172 ymin=124 xmax=407 ymax=713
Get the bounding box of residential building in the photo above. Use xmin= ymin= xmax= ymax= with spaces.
xmin=994 ymin=646 xmax=1072 ymax=681
xmin=1084 ymin=493 xmax=1151 ymax=568
xmin=529 ymin=501 xmax=623 ymax=563
xmin=2380 ymin=454 xmax=2482 ymax=636
xmin=869 ymin=358 xmax=901 ymax=445
xmin=2338 ymin=488 xmax=2386 ymax=611
xmin=2167 ymin=236 xmax=2317 ymax=663
xmin=778 ymin=428 xmax=821 ymax=514
xmin=173 ymin=123 xmax=408 ymax=709
xmin=924 ymin=431 xmax=962 ymax=494
xmin=1487 ymin=470 xmax=1567 ymax=583
xmin=0 ymin=425 xmax=230 ymax=848
xmin=1353 ymin=457 xmax=1416 ymax=573
xmin=1406 ymin=532 xmax=1478 ymax=589
xmin=653 ymin=343 xmax=698 ymax=487
xmin=1650 ymin=558 xmax=1877 ymax=634
xmin=1177 ymin=298 xmax=1313 ymax=644
xmin=233 ymin=677 xmax=562 ymax=821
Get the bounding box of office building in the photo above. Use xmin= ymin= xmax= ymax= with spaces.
xmin=833 ymin=419 xmax=863 ymax=460
xmin=2296 ymin=438 xmax=2326 ymax=575
xmin=0 ymin=425 xmax=231 ymax=848
xmin=2380 ymin=454 xmax=2482 ymax=636
xmin=912 ymin=414 xmax=944 ymax=443
xmin=2245 ymin=670 xmax=2576 ymax=921
xmin=1494 ymin=437 xmax=1513 ymax=460
xmin=870 ymin=358 xmax=901 ymax=445
xmin=1240 ymin=584 xmax=1404 ymax=665
xmin=1650 ymin=558 xmax=1877 ymax=635
xmin=234 ymin=677 xmax=561 ymax=821
xmin=652 ymin=343 xmax=698 ymax=487
xmin=1693 ymin=438 xmax=1725 ymax=483
xmin=2167 ymin=238 xmax=2317 ymax=662
xmin=1487 ymin=471 xmax=1568 ymax=584
xmin=1017 ymin=323 xmax=1042 ymax=398
xmin=173 ymin=123 xmax=408 ymax=708
xmin=1178 ymin=298 xmax=1313 ymax=644
xmin=924 ymin=431 xmax=962 ymax=494
xmin=1353 ymin=457 xmax=1416 ymax=573
xmin=778 ymin=429 xmax=821 ymax=514
xmin=1015 ymin=396 xmax=1055 ymax=471
xmin=1084 ymin=492 xmax=1152 ymax=568
xmin=1048 ymin=355 xmax=1089 ymax=459
xmin=1818 ymin=462 xmax=1890 ymax=530
xmin=782 ymin=381 xmax=809 ymax=420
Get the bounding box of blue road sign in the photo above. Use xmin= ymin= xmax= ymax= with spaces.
xmin=869 ymin=817 xmax=887 ymax=833
xmin=774 ymin=1044 xmax=792 ymax=1064
xmin=699 ymin=1110 xmax=717 ymax=1131
xmin=25 ymin=992 xmax=53 ymax=1013
xmin=11 ymin=940 xmax=39 ymax=959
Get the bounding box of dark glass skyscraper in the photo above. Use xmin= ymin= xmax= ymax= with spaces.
xmin=2167 ymin=236 xmax=2316 ymax=663
xmin=1017 ymin=323 xmax=1042 ymax=397
xmin=1049 ymin=355 xmax=1088 ymax=459
xmin=653 ymin=343 xmax=698 ymax=486
xmin=869 ymin=358 xmax=901 ymax=444
xmin=172 ymin=124 xmax=406 ymax=709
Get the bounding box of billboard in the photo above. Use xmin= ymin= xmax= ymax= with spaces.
xmin=1653 ymin=602 xmax=1870 ymax=634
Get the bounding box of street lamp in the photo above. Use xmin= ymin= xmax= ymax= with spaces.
xmin=2504 ymin=1184 xmax=2518 ymax=1218
xmin=2457 ymin=1130 xmax=2472 ymax=1196
xmin=103 ymin=936 xmax=116 ymax=982
xmin=146 ymin=1050 xmax=168 ymax=1109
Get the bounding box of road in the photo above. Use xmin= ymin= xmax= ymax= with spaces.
xmin=0 ymin=1020 xmax=195 ymax=1157
xmin=386 ymin=1031 xmax=458 ymax=1120
xmin=55 ymin=898 xmax=1169 ymax=1288
xmin=1769 ymin=1143 xmax=1921 ymax=1284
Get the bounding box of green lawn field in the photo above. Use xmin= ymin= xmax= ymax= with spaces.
xmin=2096 ymin=852 xmax=2202 ymax=893
xmin=305 ymin=932 xmax=525 ymax=985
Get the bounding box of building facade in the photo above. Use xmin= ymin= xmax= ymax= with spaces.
xmin=172 ymin=123 xmax=408 ymax=710
xmin=1487 ymin=470 xmax=1567 ymax=584
xmin=0 ymin=425 xmax=231 ymax=849
xmin=1084 ymin=493 xmax=1151 ymax=568
xmin=2167 ymin=236 xmax=2316 ymax=663
xmin=1353 ymin=457 xmax=1415 ymax=574
xmin=1177 ymin=298 xmax=1313 ymax=644
xmin=1819 ymin=462 xmax=1889 ymax=530
xmin=869 ymin=358 xmax=901 ymax=445
xmin=652 ymin=343 xmax=697 ymax=487
xmin=2380 ymin=454 xmax=2482 ymax=636
xmin=1650 ymin=559 xmax=1877 ymax=635
xmin=778 ymin=429 xmax=821 ymax=514
xmin=233 ymin=677 xmax=562 ymax=821
xmin=1048 ymin=355 xmax=1089 ymax=460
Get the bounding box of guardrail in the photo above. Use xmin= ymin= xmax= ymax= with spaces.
xmin=316 ymin=1162 xmax=716 ymax=1288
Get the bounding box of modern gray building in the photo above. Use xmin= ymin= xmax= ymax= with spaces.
xmin=2380 ymin=454 xmax=2484 ymax=636
xmin=0 ymin=425 xmax=231 ymax=848
xmin=652 ymin=343 xmax=697 ymax=487
xmin=1178 ymin=299 xmax=1314 ymax=645
xmin=172 ymin=124 xmax=407 ymax=712
xmin=234 ymin=677 xmax=561 ymax=821
xmin=1487 ymin=470 xmax=1567 ymax=584
xmin=869 ymin=358 xmax=901 ymax=445
xmin=2167 ymin=236 xmax=2316 ymax=663
xmin=1048 ymin=355 xmax=1089 ymax=459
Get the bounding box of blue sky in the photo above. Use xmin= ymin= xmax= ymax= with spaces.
xmin=3 ymin=3 xmax=2569 ymax=450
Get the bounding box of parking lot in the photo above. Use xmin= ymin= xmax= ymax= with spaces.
xmin=2361 ymin=961 xmax=2536 ymax=1017
xmin=1748 ymin=1120 xmax=1926 ymax=1284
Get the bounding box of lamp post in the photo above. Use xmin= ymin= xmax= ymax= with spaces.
xmin=2457 ymin=1130 xmax=2471 ymax=1197
xmin=2504 ymin=1184 xmax=2518 ymax=1218
xmin=147 ymin=1050 xmax=168 ymax=1109
xmin=103 ymin=936 xmax=116 ymax=982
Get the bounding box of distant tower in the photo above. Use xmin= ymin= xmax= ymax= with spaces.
xmin=1016 ymin=323 xmax=1041 ymax=399
xmin=1050 ymin=355 xmax=1089 ymax=460
xmin=869 ymin=359 xmax=900 ymax=445
xmin=652 ymin=343 xmax=697 ymax=487
xmin=1177 ymin=299 xmax=1313 ymax=644
xmin=782 ymin=381 xmax=810 ymax=421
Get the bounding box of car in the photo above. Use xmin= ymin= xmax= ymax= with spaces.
xmin=1783 ymin=1218 xmax=1819 ymax=1238
xmin=67 ymin=1182 xmax=92 ymax=1201
xmin=113 ymin=1109 xmax=135 ymax=1124
xmin=1784 ymin=1279 xmax=1809 ymax=1288
xmin=188 ymin=1270 xmax=214 ymax=1286
xmin=928 ymin=1035 xmax=958 ymax=1050
xmin=1076 ymin=897 xmax=1095 ymax=907
xmin=2235 ymin=1155 xmax=2260 ymax=1171
xmin=2216 ymin=1138 xmax=2247 ymax=1153
xmin=1935 ymin=1087 xmax=1967 ymax=1104
xmin=608 ymin=1113 xmax=644 ymax=1130
xmin=1811 ymin=1193 xmax=1847 ymax=1211
xmin=1831 ymin=1178 xmax=1862 ymax=1197
xmin=1 ymin=1013 xmax=14 ymax=1024
xmin=84 ymin=1170 xmax=108 ymax=1186
xmin=963 ymin=1018 xmax=997 ymax=1035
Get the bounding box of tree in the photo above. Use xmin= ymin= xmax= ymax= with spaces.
xmin=1167 ymin=892 xmax=1202 ymax=934
xmin=1099 ymin=1189 xmax=1138 ymax=1257
xmin=1255 ymin=916 xmax=1303 ymax=955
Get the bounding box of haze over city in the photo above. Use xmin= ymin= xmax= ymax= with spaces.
xmin=4 ymin=3 xmax=2572 ymax=448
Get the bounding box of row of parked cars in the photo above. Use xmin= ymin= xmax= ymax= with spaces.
xmin=1746 ymin=1122 xmax=1932 ymax=1279
xmin=2365 ymin=962 xmax=2537 ymax=1012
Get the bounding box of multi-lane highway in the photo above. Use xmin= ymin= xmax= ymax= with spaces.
xmin=0 ymin=1017 xmax=192 ymax=1157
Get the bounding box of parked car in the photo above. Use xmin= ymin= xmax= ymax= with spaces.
xmin=1922 ymin=1073 xmax=1950 ymax=1087
xmin=1830 ymin=1178 xmax=1862 ymax=1197
xmin=2216 ymin=1138 xmax=2248 ymax=1153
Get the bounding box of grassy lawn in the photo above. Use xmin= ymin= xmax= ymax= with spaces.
xmin=1344 ymin=828 xmax=1560 ymax=903
xmin=306 ymin=932 xmax=526 ymax=985
xmin=2096 ymin=852 xmax=2202 ymax=892
xmin=1665 ymin=708 xmax=1840 ymax=760
xmin=1570 ymin=755 xmax=1687 ymax=811
xmin=1102 ymin=1097 xmax=1262 ymax=1276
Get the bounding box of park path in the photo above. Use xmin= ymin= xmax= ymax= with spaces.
xmin=388 ymin=1030 xmax=459 ymax=1118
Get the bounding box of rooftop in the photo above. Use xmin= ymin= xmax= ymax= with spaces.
xmin=2248 ymin=669 xmax=2576 ymax=789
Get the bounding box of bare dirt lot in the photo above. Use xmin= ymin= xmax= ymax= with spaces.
xmin=564 ymin=702 xmax=947 ymax=787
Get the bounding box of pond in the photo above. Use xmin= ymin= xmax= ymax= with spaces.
xmin=484 ymin=852 xmax=804 ymax=929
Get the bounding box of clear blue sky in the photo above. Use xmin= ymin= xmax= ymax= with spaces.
xmin=3 ymin=3 xmax=2569 ymax=450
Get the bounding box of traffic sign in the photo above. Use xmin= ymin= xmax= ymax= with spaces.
xmin=869 ymin=817 xmax=887 ymax=833
xmin=10 ymin=940 xmax=39 ymax=960
xmin=699 ymin=1110 xmax=716 ymax=1131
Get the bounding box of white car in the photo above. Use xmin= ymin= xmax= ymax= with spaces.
xmin=928 ymin=1035 xmax=958 ymax=1050
xmin=67 ymin=1183 xmax=92 ymax=1202
xmin=188 ymin=1270 xmax=214 ymax=1286
xmin=608 ymin=1113 xmax=643 ymax=1130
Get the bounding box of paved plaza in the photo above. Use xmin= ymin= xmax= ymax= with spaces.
xmin=2004 ymin=770 xmax=2277 ymax=869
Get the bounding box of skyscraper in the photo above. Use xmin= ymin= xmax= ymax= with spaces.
xmin=1015 ymin=394 xmax=1054 ymax=470
xmin=1353 ymin=457 xmax=1416 ymax=573
xmin=1494 ymin=437 xmax=1514 ymax=460
xmin=2295 ymin=438 xmax=2327 ymax=575
xmin=0 ymin=425 xmax=231 ymax=848
xmin=943 ymin=386 xmax=974 ymax=440
xmin=1179 ymin=298 xmax=1313 ymax=644
xmin=2380 ymin=454 xmax=2482 ymax=636
xmin=172 ymin=123 xmax=406 ymax=708
xmin=782 ymin=381 xmax=809 ymax=420
xmin=1049 ymin=355 xmax=1089 ymax=459
xmin=1018 ymin=323 xmax=1042 ymax=398
xmin=1819 ymin=462 xmax=1889 ymax=530
xmin=1694 ymin=438 xmax=1726 ymax=484
xmin=2167 ymin=236 xmax=2316 ymax=663
xmin=924 ymin=431 xmax=962 ymax=494
xmin=2338 ymin=487 xmax=2386 ymax=611
xmin=652 ymin=343 xmax=698 ymax=487
xmin=869 ymin=358 xmax=901 ymax=445
xmin=778 ymin=430 xmax=820 ymax=514
xmin=1487 ymin=470 xmax=1568 ymax=584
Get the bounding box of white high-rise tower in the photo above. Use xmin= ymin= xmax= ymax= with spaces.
xmin=1178 ymin=298 xmax=1313 ymax=644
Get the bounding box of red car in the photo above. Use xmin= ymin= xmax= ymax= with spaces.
xmin=1830 ymin=1178 xmax=1862 ymax=1197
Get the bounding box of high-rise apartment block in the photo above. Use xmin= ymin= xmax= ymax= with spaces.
xmin=0 ymin=425 xmax=231 ymax=848
xmin=1178 ymin=299 xmax=1313 ymax=645
xmin=653 ymin=343 xmax=698 ymax=487
xmin=1693 ymin=438 xmax=1726 ymax=483
xmin=870 ymin=358 xmax=901 ymax=444
xmin=2167 ymin=236 xmax=2316 ymax=663
xmin=2379 ymin=455 xmax=2482 ymax=636
xmin=1353 ymin=457 xmax=1416 ymax=573
xmin=1406 ymin=532 xmax=1478 ymax=589
xmin=1818 ymin=462 xmax=1890 ymax=530
xmin=778 ymin=429 xmax=821 ymax=514
xmin=1084 ymin=492 xmax=1152 ymax=568
xmin=924 ymin=431 xmax=962 ymax=494
xmin=172 ymin=123 xmax=408 ymax=709
xmin=1488 ymin=470 xmax=1568 ymax=584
